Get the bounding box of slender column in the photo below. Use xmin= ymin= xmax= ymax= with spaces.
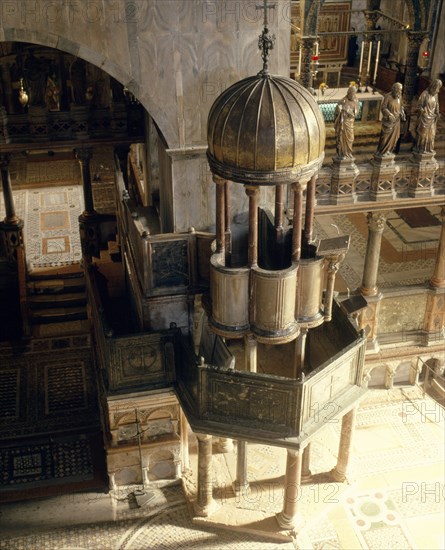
xmin=244 ymin=333 xmax=258 ymax=373
xmin=275 ymin=184 xmax=284 ymax=230
xmin=331 ymin=407 xmax=358 ymax=482
xmin=404 ymin=32 xmax=427 ymax=137
xmin=0 ymin=154 xmax=19 ymax=224
xmin=301 ymin=443 xmax=312 ymax=483
xmin=430 ymin=207 xmax=445 ymax=288
xmin=300 ymin=37 xmax=316 ymax=89
xmin=235 ymin=440 xmax=249 ymax=492
xmin=115 ymin=145 xmax=131 ymax=191
xmin=276 ymin=449 xmax=303 ymax=529
xmin=180 ymin=410 xmax=189 ymax=472
xmin=304 ymin=175 xmax=316 ymax=244
xmin=75 ymin=148 xmax=97 ymax=217
xmin=214 ymin=176 xmax=226 ymax=256
xmin=224 ymin=180 xmax=232 ymax=261
xmin=245 ymin=186 xmax=259 ymax=267
xmin=360 ymin=211 xmax=387 ymax=296
xmin=293 ymin=327 xmax=308 ymax=379
xmin=195 ymin=433 xmax=215 ymax=516
xmin=291 ymin=182 xmax=304 ymax=262
xmin=324 ymin=257 xmax=343 ymax=321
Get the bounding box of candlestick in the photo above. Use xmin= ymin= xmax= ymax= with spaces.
xmin=298 ymin=44 xmax=302 ymax=76
xmin=373 ymin=40 xmax=381 ymax=82
xmin=366 ymin=41 xmax=372 ymax=75
xmin=358 ymin=40 xmax=364 ymax=76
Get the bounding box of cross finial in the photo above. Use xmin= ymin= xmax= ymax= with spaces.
xmin=256 ymin=0 xmax=276 ymax=76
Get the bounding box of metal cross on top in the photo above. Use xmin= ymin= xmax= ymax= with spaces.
xmin=256 ymin=0 xmax=276 ymax=75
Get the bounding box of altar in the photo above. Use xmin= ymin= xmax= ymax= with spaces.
xmin=316 ymin=87 xmax=384 ymax=123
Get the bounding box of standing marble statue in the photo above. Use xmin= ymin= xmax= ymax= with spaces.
xmin=334 ymin=85 xmax=360 ymax=159
xmin=375 ymin=82 xmax=406 ymax=157
xmin=414 ymin=79 xmax=442 ymax=154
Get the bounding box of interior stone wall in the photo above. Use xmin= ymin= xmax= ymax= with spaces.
xmin=0 ymin=0 xmax=290 ymax=149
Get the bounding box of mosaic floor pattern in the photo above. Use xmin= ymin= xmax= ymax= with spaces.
xmin=0 ymin=388 xmax=442 ymax=549
xmin=315 ymin=207 xmax=441 ymax=290
xmin=0 ymin=185 xmax=84 ymax=270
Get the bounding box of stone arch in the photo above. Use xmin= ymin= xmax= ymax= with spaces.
xmin=0 ymin=29 xmax=174 ymax=147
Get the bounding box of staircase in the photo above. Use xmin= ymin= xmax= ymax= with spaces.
xmin=27 ymin=265 xmax=89 ymax=337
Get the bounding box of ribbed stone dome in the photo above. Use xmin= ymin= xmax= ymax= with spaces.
xmin=207 ymin=74 xmax=325 ymax=185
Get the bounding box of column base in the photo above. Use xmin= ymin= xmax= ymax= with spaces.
xmin=330 ymin=467 xmax=348 ymax=483
xmin=194 ymin=497 xmax=218 ymax=517
xmin=300 ymin=470 xmax=313 ymax=484
xmin=275 ymin=510 xmax=304 ymax=531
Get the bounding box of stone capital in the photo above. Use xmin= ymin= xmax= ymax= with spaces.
xmin=366 ymin=211 xmax=387 ymax=233
xmin=75 ymin=147 xmax=93 ymax=162
xmin=0 ymin=153 xmax=11 ymax=169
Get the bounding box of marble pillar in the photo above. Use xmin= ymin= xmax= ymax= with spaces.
xmin=360 ymin=211 xmax=387 ymax=297
xmin=276 ymin=449 xmax=303 ymax=530
xmin=300 ymin=38 xmax=316 ymax=89
xmin=214 ymin=175 xmax=226 ymax=257
xmin=180 ymin=410 xmax=189 ymax=472
xmin=331 ymin=407 xmax=358 ymax=482
xmin=430 ymin=207 xmax=445 ymax=289
xmin=235 ymin=440 xmax=249 ymax=493
xmin=304 ymin=175 xmax=316 ymax=243
xmin=423 ymin=207 xmax=445 ymax=345
xmin=75 ymin=148 xmax=97 ymax=217
xmin=292 ymin=182 xmax=304 ymax=262
xmin=0 ymin=154 xmax=19 ymax=224
xmin=194 ymin=433 xmax=216 ymax=517
xmin=246 ymin=186 xmax=259 ymax=267
xmin=301 ymin=443 xmax=312 ymax=483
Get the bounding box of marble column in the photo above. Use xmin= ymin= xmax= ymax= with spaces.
xmin=224 ymin=180 xmax=232 ymax=262
xmin=304 ymin=175 xmax=316 ymax=244
xmin=293 ymin=327 xmax=308 ymax=379
xmin=301 ymin=443 xmax=312 ymax=483
xmin=430 ymin=206 xmax=445 ymax=289
xmin=423 ymin=207 xmax=445 ymax=345
xmin=180 ymin=410 xmax=189 ymax=472
xmin=300 ymin=37 xmax=316 ymax=89
xmin=276 ymin=449 xmax=303 ymax=530
xmin=0 ymin=154 xmax=19 ymax=224
xmin=246 ymin=186 xmax=259 ymax=267
xmin=324 ymin=256 xmax=343 ymax=321
xmin=114 ymin=145 xmax=130 ymax=191
xmin=214 ymin=176 xmax=226 ymax=257
xmin=292 ymin=182 xmax=304 ymax=262
xmin=244 ymin=333 xmax=258 ymax=373
xmin=194 ymin=433 xmax=216 ymax=517
xmin=331 ymin=407 xmax=358 ymax=482
xmin=360 ymin=211 xmax=387 ymax=296
xmin=235 ymin=440 xmax=249 ymax=493
xmin=275 ymin=183 xmax=285 ymax=263
xmin=75 ymin=148 xmax=97 ymax=217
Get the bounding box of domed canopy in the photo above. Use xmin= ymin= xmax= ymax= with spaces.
xmin=207 ymin=74 xmax=325 ymax=186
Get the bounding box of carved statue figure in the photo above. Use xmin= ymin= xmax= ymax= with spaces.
xmin=414 ymin=79 xmax=443 ymax=154
xmin=375 ymin=82 xmax=406 ymax=157
xmin=24 ymin=54 xmax=49 ymax=107
xmin=334 ymin=85 xmax=359 ymax=160
xmin=45 ymin=75 xmax=60 ymax=111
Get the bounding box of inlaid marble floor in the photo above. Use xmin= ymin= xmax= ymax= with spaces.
xmin=0 ymin=388 xmax=443 ymax=549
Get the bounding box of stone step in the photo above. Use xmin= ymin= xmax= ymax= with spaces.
xmin=28 ymin=292 xmax=87 ymax=309
xmin=29 ymin=306 xmax=88 ymax=324
xmin=28 ymin=276 xmax=86 ymax=295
